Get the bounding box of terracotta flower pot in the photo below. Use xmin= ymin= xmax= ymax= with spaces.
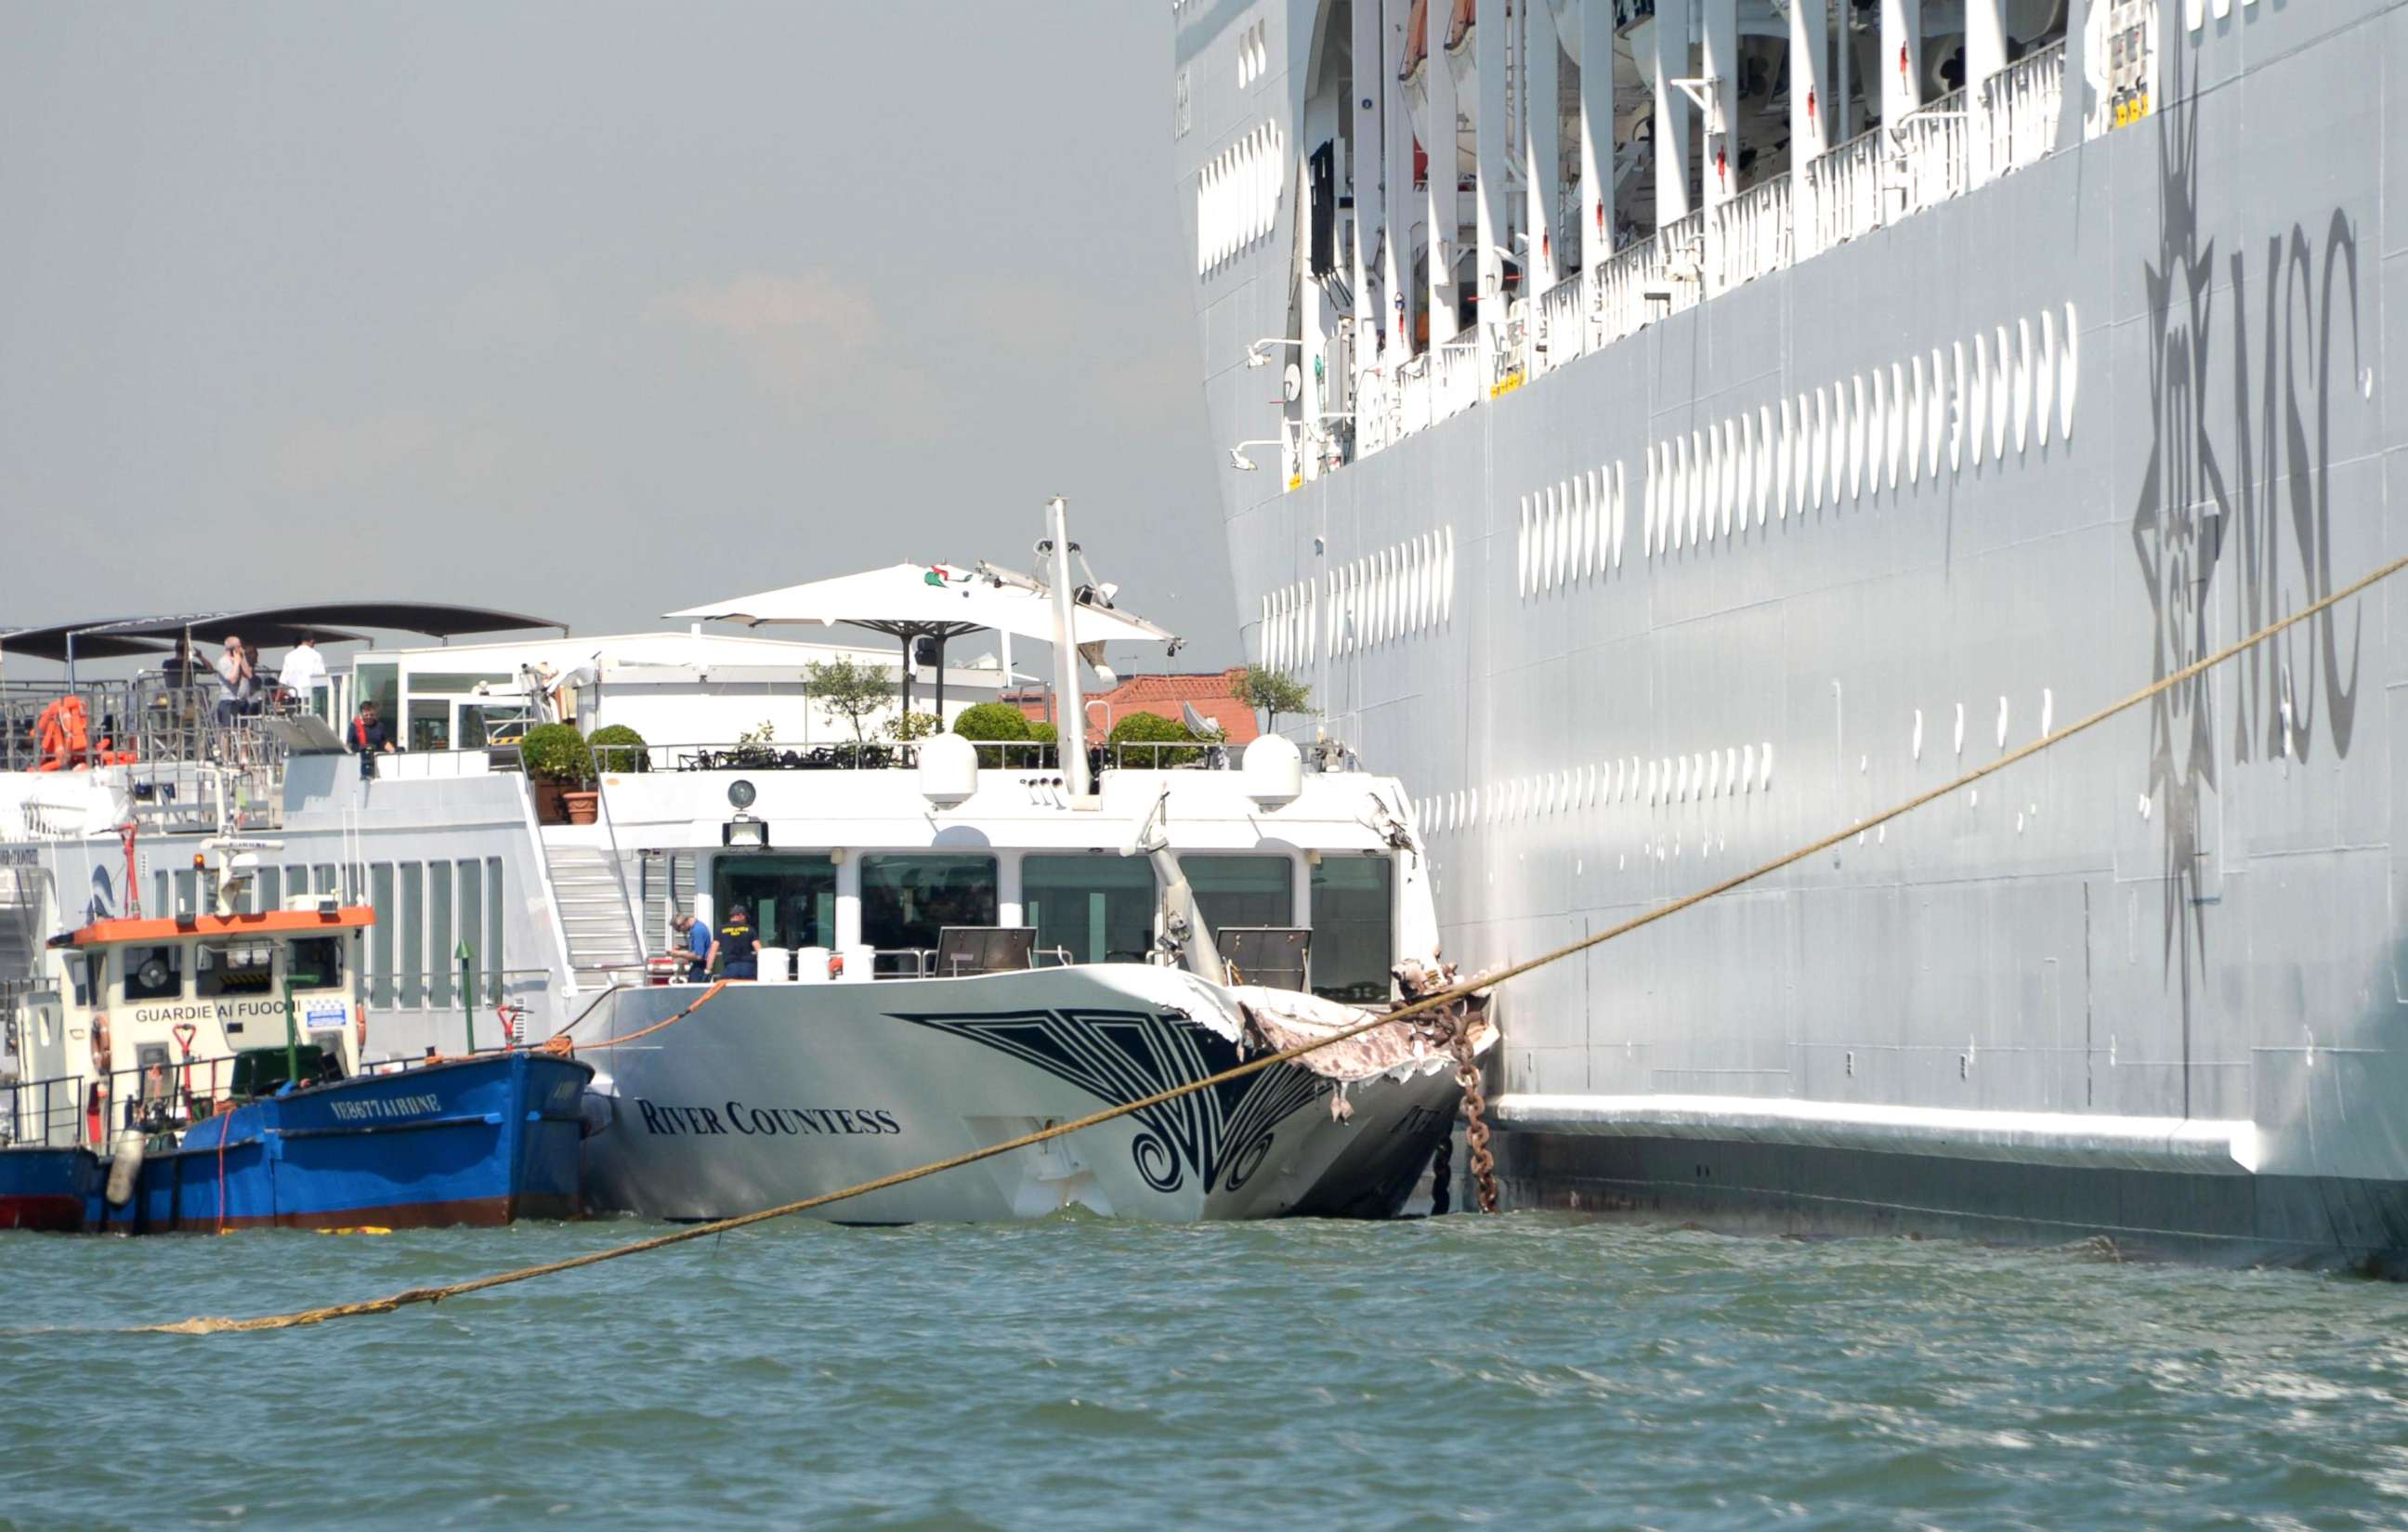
xmin=532 ymin=779 xmax=574 ymax=824
xmin=562 ymin=790 xmax=600 ymax=825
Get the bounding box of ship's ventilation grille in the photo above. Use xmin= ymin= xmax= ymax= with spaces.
xmin=1260 ymin=525 xmax=1455 ymax=671
xmin=1517 ymin=465 xmax=1629 ymax=597
xmin=1639 ymin=302 xmax=2079 ymax=554
xmin=1197 ymin=121 xmax=1285 ymax=277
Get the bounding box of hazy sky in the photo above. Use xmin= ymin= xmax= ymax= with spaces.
xmin=0 ymin=3 xmax=1236 ymax=666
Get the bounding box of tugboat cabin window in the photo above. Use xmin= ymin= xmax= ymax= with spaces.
xmin=61 ymin=951 xmax=91 ymax=1007
xmin=1023 ymin=855 xmax=1156 ymax=964
xmin=713 ymin=855 xmax=838 ymax=951
xmin=1309 ymin=855 xmax=1395 ymax=1003
xmin=196 ymin=939 xmax=279 ymax=999
xmin=862 ymin=854 xmax=998 ymax=968
xmin=124 ymin=945 xmax=183 ymax=1002
xmin=287 ymin=936 xmax=346 ymax=989
xmin=1178 ymin=855 xmax=1294 ymax=932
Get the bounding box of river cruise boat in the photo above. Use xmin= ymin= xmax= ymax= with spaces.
xmin=1 ymin=504 xmax=1490 ymax=1225
xmin=0 ymin=836 xmax=589 ymax=1233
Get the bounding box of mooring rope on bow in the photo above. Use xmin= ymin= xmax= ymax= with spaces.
xmin=143 ymin=548 xmax=2408 ymax=1335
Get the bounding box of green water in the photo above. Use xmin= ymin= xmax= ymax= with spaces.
xmin=6 ymin=1213 xmax=2405 ymax=1530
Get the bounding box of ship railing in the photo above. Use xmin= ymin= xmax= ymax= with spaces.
xmin=16 ymin=1048 xmax=294 ymax=1149
xmin=1656 ymin=210 xmax=1706 ymax=319
xmin=1 ymin=1071 xmax=85 ymax=1149
xmin=1395 ymin=351 xmax=1434 ymax=435
xmin=1488 ymin=299 xmax=1530 ymax=395
xmin=1533 ymin=277 xmax=1587 ymax=376
xmin=1592 ymin=231 xmax=1668 ymax=347
xmin=1105 ymin=739 xmax=1231 ymax=770
xmin=1977 ymin=40 xmax=2066 ymax=181
xmin=1433 ymin=337 xmax=1482 ymax=416
xmin=1891 ymin=88 xmax=1970 ymax=218
xmin=1803 ymin=128 xmax=1887 ymax=255
xmin=365 ymin=965 xmax=548 ymax=1024
xmin=1708 ymin=175 xmax=1791 ymax=293
xmin=0 ymin=978 xmax=29 ymax=1061
xmin=1354 ymin=364 xmax=1394 ymax=455
xmin=1 ymin=677 xmax=289 ymax=830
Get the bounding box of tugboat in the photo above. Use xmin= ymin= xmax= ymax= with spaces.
xmin=0 ymin=836 xmax=590 ymax=1233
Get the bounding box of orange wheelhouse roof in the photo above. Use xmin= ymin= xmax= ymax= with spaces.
xmin=62 ymin=907 xmax=375 ymax=949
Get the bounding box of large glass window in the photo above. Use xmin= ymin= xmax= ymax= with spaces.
xmin=429 ymin=861 xmax=454 ymax=1007
xmin=255 ymin=866 xmax=281 ymax=916
xmin=399 ymin=863 xmax=425 ymax=1005
xmin=1309 ymin=855 xmax=1395 ymax=1003
xmin=484 ymin=858 xmax=504 ymax=1003
xmin=408 ymin=672 xmax=516 ymax=696
xmin=354 ymin=663 xmax=400 ymax=726
xmin=457 ymin=860 xmax=483 ymax=1000
xmin=287 ymin=937 xmax=345 ymax=989
xmin=124 ymin=945 xmax=183 ymax=1002
xmin=1024 ymin=855 xmax=1155 ymax=965
xmin=861 ymin=854 xmax=998 ymax=962
xmin=369 ymin=863 xmax=395 ymax=1007
xmin=714 ymin=854 xmax=838 ymax=950
xmin=1179 ymin=855 xmax=1293 ymax=934
xmin=407 ymin=700 xmax=452 ymax=753
xmin=197 ymin=939 xmax=279 ymax=1000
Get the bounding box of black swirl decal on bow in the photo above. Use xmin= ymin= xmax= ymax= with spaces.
xmin=884 ymin=1006 xmax=1326 ymax=1196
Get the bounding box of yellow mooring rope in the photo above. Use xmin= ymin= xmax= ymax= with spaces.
xmin=146 ymin=547 xmax=2408 ymax=1335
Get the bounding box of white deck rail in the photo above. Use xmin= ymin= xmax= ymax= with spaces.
xmin=1980 ymin=44 xmax=2065 ymax=180
xmin=1711 ymin=175 xmax=1792 ymax=291
xmin=1340 ymin=40 xmax=2065 ymax=465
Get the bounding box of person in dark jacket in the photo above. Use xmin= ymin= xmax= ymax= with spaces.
xmin=710 ymin=906 xmax=759 ymax=980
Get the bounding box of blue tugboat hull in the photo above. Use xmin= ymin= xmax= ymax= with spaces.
xmin=94 ymin=1053 xmax=593 ymax=1234
xmin=0 ymin=1148 xmax=103 ymax=1232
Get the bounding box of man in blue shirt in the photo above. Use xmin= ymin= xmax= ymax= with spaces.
xmin=675 ymin=913 xmax=713 ymax=981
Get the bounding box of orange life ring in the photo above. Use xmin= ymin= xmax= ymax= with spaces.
xmin=90 ymin=1014 xmax=112 ymax=1075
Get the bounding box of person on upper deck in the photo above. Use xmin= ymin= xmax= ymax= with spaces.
xmin=711 ymin=906 xmax=758 ymax=981
xmin=349 ymin=699 xmax=398 ymax=763
xmin=212 ymin=634 xmax=256 ymax=725
xmin=674 ymin=913 xmax=713 ymax=983
xmin=277 ymin=636 xmax=328 ymax=711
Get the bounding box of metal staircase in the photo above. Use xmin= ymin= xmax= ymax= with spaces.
xmin=541 ymin=843 xmax=644 ymax=994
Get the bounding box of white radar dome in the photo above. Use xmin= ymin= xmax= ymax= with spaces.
xmin=1241 ymin=734 xmax=1303 ymax=805
xmin=916 ymin=733 xmax=978 ymax=805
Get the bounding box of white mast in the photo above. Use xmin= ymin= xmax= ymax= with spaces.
xmin=1044 ymin=495 xmax=1091 ymax=798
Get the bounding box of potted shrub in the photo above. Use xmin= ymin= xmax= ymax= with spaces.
xmin=519 ymin=723 xmax=595 ymax=824
xmin=951 ymin=701 xmax=1034 ymax=767
xmin=588 ymin=723 xmax=649 ymax=775
xmin=1106 ymin=711 xmax=1202 ymax=768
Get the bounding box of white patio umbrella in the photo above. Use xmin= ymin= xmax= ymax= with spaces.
xmin=664 ymin=561 xmax=1180 ymax=715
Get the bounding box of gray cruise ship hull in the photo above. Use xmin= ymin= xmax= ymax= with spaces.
xmin=1178 ymin=0 xmax=2408 ymax=1265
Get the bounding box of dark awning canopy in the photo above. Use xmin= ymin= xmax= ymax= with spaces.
xmin=0 ymin=602 xmax=566 ymax=664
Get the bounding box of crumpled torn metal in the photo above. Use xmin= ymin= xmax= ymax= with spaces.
xmin=1228 ymin=952 xmax=1497 ymax=1084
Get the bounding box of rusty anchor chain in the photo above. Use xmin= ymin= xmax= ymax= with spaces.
xmin=1452 ymin=1024 xmax=1498 ymax=1213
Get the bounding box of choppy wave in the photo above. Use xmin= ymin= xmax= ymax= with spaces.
xmin=6 ymin=1213 xmax=2406 ymax=1529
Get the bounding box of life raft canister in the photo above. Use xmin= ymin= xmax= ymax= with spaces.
xmin=32 ymin=696 xmax=91 ymax=772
